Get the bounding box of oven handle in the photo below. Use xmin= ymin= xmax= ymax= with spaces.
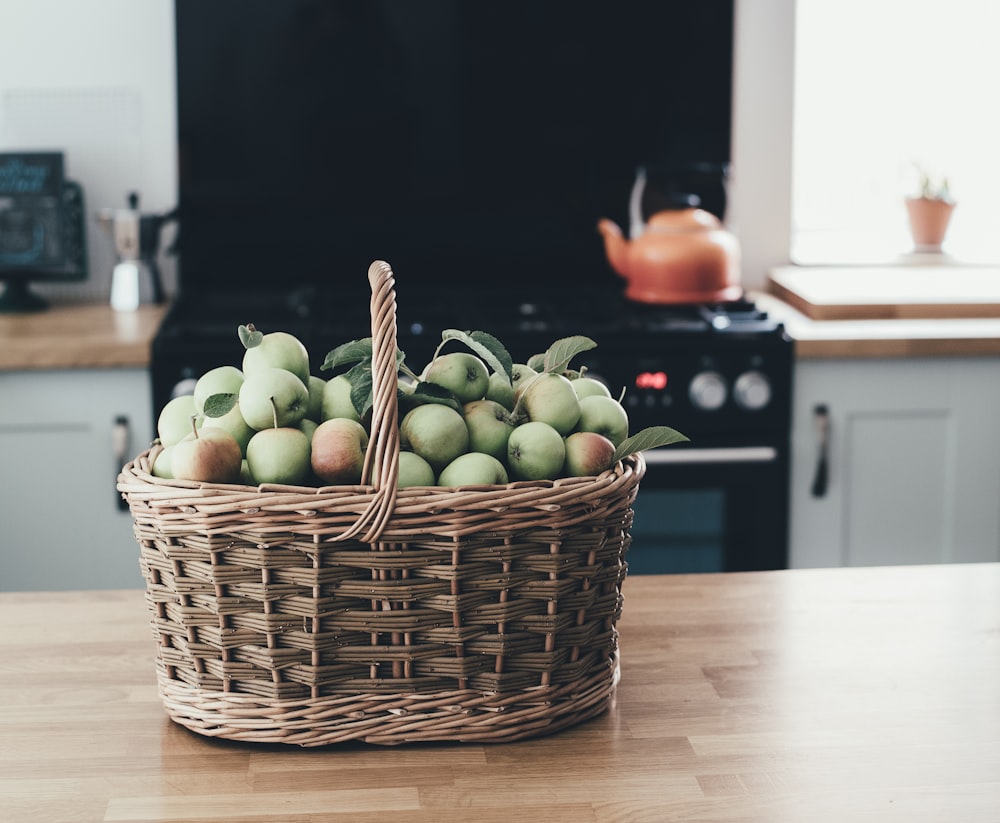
xmin=642 ymin=446 xmax=778 ymax=465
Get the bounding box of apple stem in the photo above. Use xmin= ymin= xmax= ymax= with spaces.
xmin=269 ymin=396 xmax=279 ymax=430
xmin=189 ymin=414 xmax=199 ymax=439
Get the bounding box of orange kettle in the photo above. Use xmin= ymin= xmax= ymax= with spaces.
xmin=598 ymin=169 xmax=742 ymax=304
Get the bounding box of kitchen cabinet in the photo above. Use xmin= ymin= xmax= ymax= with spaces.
xmin=0 ymin=368 xmax=152 ymax=591
xmin=789 ymin=356 xmax=1000 ymax=568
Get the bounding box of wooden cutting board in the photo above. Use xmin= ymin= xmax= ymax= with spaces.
xmin=768 ymin=265 xmax=1000 ymax=320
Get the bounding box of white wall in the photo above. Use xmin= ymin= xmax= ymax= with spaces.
xmin=0 ymin=0 xmax=177 ymax=303
xmin=0 ymin=1 xmax=794 ymax=300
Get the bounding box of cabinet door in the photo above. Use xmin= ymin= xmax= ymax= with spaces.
xmin=790 ymin=358 xmax=1000 ymax=568
xmin=0 ymin=369 xmax=152 ymax=591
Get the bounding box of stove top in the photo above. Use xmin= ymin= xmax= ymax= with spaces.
xmin=156 ymin=285 xmax=784 ymax=349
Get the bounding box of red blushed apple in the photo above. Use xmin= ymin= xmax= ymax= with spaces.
xmin=171 ymin=422 xmax=243 ymax=484
xmin=311 ymin=418 xmax=369 ymax=485
xmin=563 ymin=430 xmax=616 ymax=478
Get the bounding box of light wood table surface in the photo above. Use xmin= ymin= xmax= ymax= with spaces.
xmin=2 ymin=564 xmax=998 ymax=822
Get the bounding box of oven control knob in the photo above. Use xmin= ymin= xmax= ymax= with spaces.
xmin=688 ymin=370 xmax=727 ymax=411
xmin=733 ymin=370 xmax=772 ymax=411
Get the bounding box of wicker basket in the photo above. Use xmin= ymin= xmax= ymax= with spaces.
xmin=117 ymin=260 xmax=646 ymax=746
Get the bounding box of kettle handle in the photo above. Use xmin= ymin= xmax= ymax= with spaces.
xmin=628 ymin=167 xmax=647 ymax=239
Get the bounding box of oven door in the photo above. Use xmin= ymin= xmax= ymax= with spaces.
xmin=626 ymin=442 xmax=789 ymax=574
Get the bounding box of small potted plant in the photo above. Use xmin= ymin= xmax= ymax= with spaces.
xmin=905 ymin=166 xmax=956 ymax=253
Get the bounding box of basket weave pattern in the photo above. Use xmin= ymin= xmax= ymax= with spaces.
xmin=118 ymin=262 xmax=645 ymax=745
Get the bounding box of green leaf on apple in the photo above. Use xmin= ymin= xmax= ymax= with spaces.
xmin=440 ymin=329 xmax=514 ymax=380
xmin=612 ymin=425 xmax=689 ymax=462
xmin=344 ymin=360 xmax=374 ymax=417
xmin=321 ymin=337 xmax=374 ymax=372
xmin=542 ymin=335 xmax=597 ymax=374
xmin=202 ymin=392 xmax=238 ymax=418
xmin=408 ymin=381 xmax=463 ymax=413
xmin=238 ymin=324 xmax=264 ymax=350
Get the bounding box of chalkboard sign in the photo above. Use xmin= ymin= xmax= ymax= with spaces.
xmin=0 ymin=152 xmax=68 ymax=271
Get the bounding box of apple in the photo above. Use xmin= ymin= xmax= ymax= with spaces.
xmin=157 ymin=394 xmax=199 ymax=446
xmin=507 ymin=420 xmax=566 ymax=481
xmin=299 ymin=418 xmax=318 ymax=440
xmin=399 ymin=403 xmax=470 ymax=471
xmin=310 ymin=417 xmax=368 ymax=485
xmin=438 ymin=452 xmax=509 ymax=487
xmin=577 ymin=394 xmax=629 ymax=447
xmin=563 ymin=431 xmax=616 ymax=477
xmin=485 ymin=371 xmax=515 ymax=410
xmin=193 ymin=365 xmax=244 ymax=413
xmin=462 ymin=399 xmax=515 ymax=462
xmin=516 ymin=372 xmax=581 ymax=435
xmin=201 ymin=402 xmax=255 ymax=455
xmin=239 ymin=459 xmax=254 ymax=485
xmin=242 ymin=330 xmax=311 ymax=387
xmin=572 ymin=375 xmax=612 ymax=400
xmin=422 ymin=352 xmax=489 ymax=403
xmin=510 ymin=363 xmax=537 ymax=394
xmin=151 ymin=444 xmax=174 ymax=479
xmin=246 ymin=426 xmax=312 ymax=486
xmin=305 ymin=375 xmax=325 ymax=421
xmin=172 ymin=420 xmax=243 ymax=484
xmin=397 ymin=450 xmax=436 ymax=488
xmin=321 ymin=373 xmax=361 ymax=422
xmin=238 ymin=367 xmax=310 ymax=430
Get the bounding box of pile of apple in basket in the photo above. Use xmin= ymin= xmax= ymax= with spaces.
xmin=152 ymin=320 xmax=687 ymax=490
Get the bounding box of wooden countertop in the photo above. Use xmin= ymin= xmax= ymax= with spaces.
xmin=755 ymin=291 xmax=1000 ymax=358
xmin=3 ymin=564 xmax=998 ymax=822
xmin=0 ymin=302 xmax=168 ymax=371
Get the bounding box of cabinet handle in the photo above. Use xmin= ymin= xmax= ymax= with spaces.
xmin=113 ymin=415 xmax=130 ymax=511
xmin=810 ymin=404 xmax=830 ymax=498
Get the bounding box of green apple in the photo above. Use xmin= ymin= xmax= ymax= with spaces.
xmin=563 ymin=430 xmax=616 ymax=477
xmin=239 ymin=459 xmax=254 ymax=485
xmin=157 ymin=394 xmax=199 ymax=446
xmin=321 ymin=373 xmax=361 ymax=422
xmin=399 ymin=403 xmax=470 ymax=471
xmin=572 ymin=376 xmax=612 ymax=400
xmin=201 ymin=402 xmax=255 ymax=456
xmin=151 ymin=444 xmax=175 ymax=479
xmin=462 ymin=399 xmax=515 ymax=462
xmin=238 ymin=367 xmax=309 ymax=430
xmin=510 ymin=363 xmax=537 ymax=394
xmin=305 ymin=375 xmax=325 ymax=421
xmin=577 ymin=395 xmax=629 ymax=447
xmin=246 ymin=426 xmax=312 ymax=486
xmin=193 ymin=365 xmax=244 ymax=413
xmin=172 ymin=423 xmax=243 ymax=484
xmin=438 ymin=452 xmax=509 ymax=487
xmin=516 ymin=372 xmax=581 ymax=435
xmin=299 ymin=418 xmax=319 ymax=440
xmin=507 ymin=420 xmax=566 ymax=481
xmin=422 ymin=352 xmax=489 ymax=403
xmin=242 ymin=330 xmax=311 ymax=387
xmin=485 ymin=371 xmax=516 ymax=410
xmin=397 ymin=451 xmax=436 ymax=488
xmin=310 ymin=417 xmax=368 ymax=485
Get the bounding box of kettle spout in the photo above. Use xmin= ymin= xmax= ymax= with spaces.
xmin=597 ymin=218 xmax=629 ymax=278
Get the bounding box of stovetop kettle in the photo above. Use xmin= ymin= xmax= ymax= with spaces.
xmin=598 ymin=168 xmax=742 ymax=305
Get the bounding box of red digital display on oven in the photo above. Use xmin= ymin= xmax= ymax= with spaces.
xmin=635 ymin=371 xmax=668 ymax=390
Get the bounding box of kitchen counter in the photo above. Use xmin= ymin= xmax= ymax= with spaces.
xmin=755 ymin=290 xmax=1000 ymax=358
xmin=0 ymin=301 xmax=167 ymax=370
xmin=2 ymin=564 xmax=998 ymax=822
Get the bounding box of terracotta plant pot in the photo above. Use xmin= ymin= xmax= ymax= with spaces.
xmin=905 ymin=197 xmax=956 ymax=252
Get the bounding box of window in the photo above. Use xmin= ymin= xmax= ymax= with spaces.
xmin=792 ymin=0 xmax=1000 ymax=264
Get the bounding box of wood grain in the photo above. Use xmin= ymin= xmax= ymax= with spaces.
xmin=0 ymin=302 xmax=167 ymax=371
xmin=1 ymin=566 xmax=998 ymax=822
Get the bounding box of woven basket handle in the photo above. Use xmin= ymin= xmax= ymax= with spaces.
xmin=332 ymin=261 xmax=400 ymax=542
